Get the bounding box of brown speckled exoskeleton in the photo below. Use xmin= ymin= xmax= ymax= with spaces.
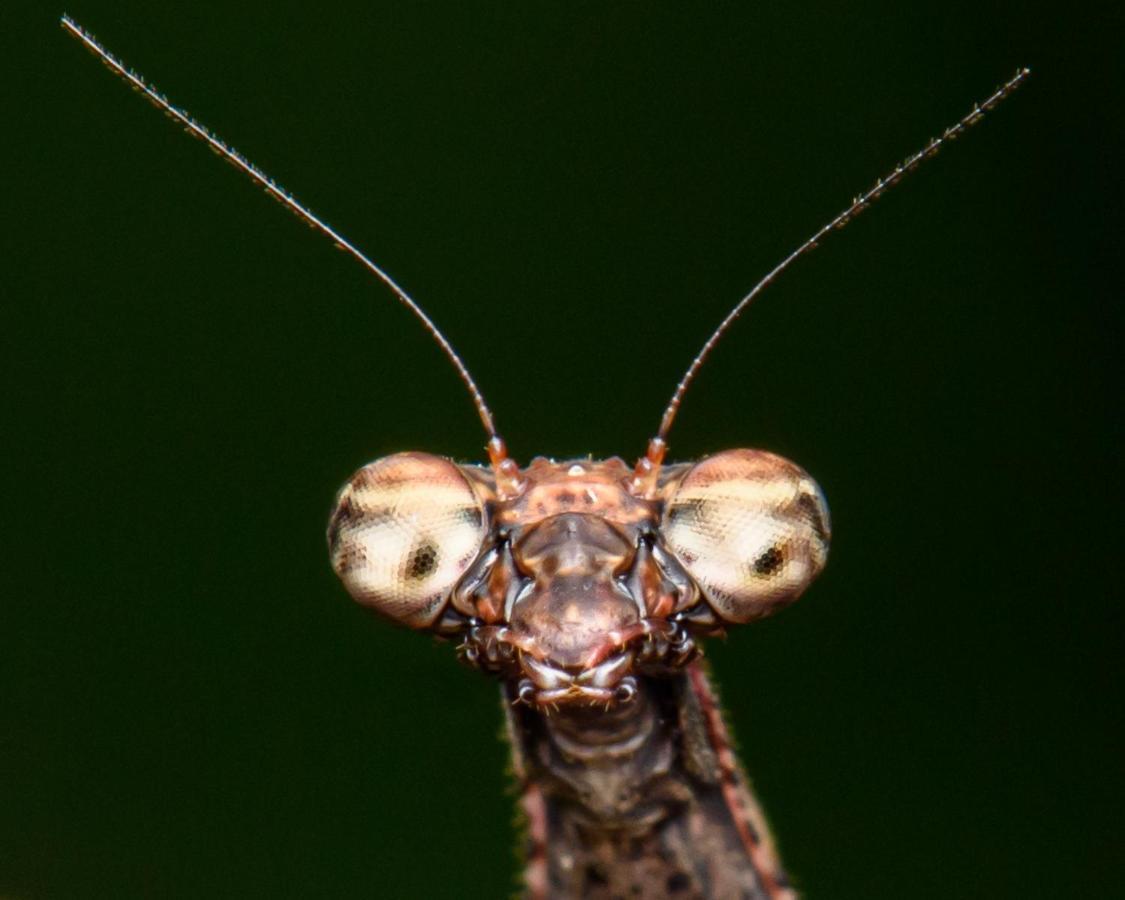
xmin=62 ymin=19 xmax=1028 ymax=898
xmin=329 ymin=447 xmax=827 ymax=898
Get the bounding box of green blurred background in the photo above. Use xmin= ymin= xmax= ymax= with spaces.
xmin=3 ymin=2 xmax=1118 ymax=897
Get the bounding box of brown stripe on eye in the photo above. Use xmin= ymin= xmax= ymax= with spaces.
xmin=334 ymin=543 xmax=368 ymax=574
xmin=352 ymin=465 xmax=442 ymax=490
xmin=667 ymin=498 xmax=711 ymax=525
xmin=326 ymin=496 xmax=359 ymax=548
xmin=797 ymin=492 xmax=829 ymax=543
xmin=354 ymin=503 xmax=398 ymax=523
xmin=457 ymin=506 xmax=483 ymax=528
xmin=334 ymin=505 xmax=397 ymax=542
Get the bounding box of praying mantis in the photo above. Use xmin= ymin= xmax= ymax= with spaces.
xmin=62 ymin=16 xmax=1027 ymax=897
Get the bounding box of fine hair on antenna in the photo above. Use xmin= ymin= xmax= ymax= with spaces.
xmin=652 ymin=67 xmax=1031 ymax=447
xmin=63 ymin=12 xmax=1028 ymax=479
xmin=60 ymin=15 xmax=500 ymax=447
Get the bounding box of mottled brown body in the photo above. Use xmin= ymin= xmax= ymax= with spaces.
xmin=508 ymin=665 xmax=794 ymax=899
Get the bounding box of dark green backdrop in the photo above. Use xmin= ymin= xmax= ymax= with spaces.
xmin=4 ymin=2 xmax=1118 ymax=897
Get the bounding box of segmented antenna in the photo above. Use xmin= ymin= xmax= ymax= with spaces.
xmin=655 ymin=68 xmax=1031 ymax=446
xmin=60 ymin=15 xmax=500 ymax=443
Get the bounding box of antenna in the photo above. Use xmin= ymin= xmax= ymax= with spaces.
xmin=636 ymin=66 xmax=1031 ymax=489
xmin=60 ymin=15 xmax=502 ymax=447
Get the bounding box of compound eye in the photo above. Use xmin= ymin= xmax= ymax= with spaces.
xmin=662 ymin=449 xmax=830 ymax=624
xmin=327 ymin=452 xmax=486 ymax=628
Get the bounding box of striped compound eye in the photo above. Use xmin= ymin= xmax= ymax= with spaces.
xmin=327 ymin=452 xmax=486 ymax=628
xmin=662 ymin=449 xmax=830 ymax=624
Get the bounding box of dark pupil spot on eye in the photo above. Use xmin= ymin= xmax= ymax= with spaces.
xmin=407 ymin=541 xmax=439 ymax=579
xmin=754 ymin=546 xmax=785 ymax=576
